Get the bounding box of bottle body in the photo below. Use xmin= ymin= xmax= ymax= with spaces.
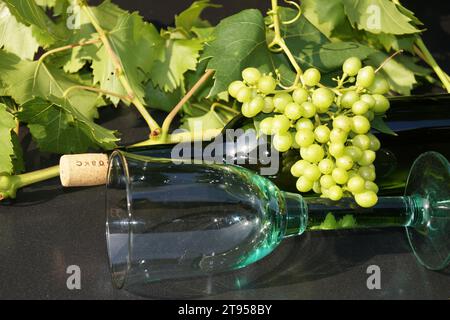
xmin=123 ymin=94 xmax=450 ymax=196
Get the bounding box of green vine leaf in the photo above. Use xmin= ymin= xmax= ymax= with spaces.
xmin=0 ymin=103 xmax=18 ymax=175
xmin=0 ymin=49 xmax=101 ymax=120
xmin=342 ymin=0 xmax=420 ymax=35
xmin=90 ymin=12 xmax=163 ymax=105
xmin=175 ymin=0 xmax=220 ymax=33
xmin=150 ymin=38 xmax=203 ymax=93
xmin=203 ymin=9 xmax=278 ymax=98
xmin=18 ymin=97 xmax=118 ymax=154
xmin=2 ymin=0 xmax=66 ymax=41
xmin=371 ymin=116 xmax=397 ymax=136
xmin=0 ymin=2 xmax=40 ymax=60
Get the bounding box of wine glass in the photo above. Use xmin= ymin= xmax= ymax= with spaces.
xmin=106 ymin=151 xmax=449 ymax=291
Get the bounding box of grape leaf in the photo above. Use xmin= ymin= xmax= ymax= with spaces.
xmin=0 ymin=103 xmax=17 ymax=174
xmin=0 ymin=49 xmax=101 ymax=120
xmin=371 ymin=116 xmax=397 ymax=136
xmin=2 ymin=0 xmax=65 ymax=40
xmin=280 ymin=8 xmax=376 ymax=73
xmin=18 ymin=97 xmax=118 ymax=154
xmin=342 ymin=0 xmax=419 ymax=35
xmin=203 ymin=9 xmax=278 ymax=97
xmin=367 ymin=51 xmax=417 ymax=95
xmin=10 ymin=131 xmax=24 ymax=173
xmin=0 ymin=2 xmax=39 ymax=60
xmin=175 ymin=0 xmax=220 ymax=32
xmin=90 ymin=12 xmax=163 ymax=105
xmin=180 ymin=108 xmax=232 ymax=132
xmin=144 ymin=82 xmax=182 ymax=112
xmin=300 ymin=0 xmax=356 ymax=40
xmin=150 ymin=38 xmax=203 ymax=93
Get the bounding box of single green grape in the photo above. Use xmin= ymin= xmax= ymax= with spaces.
xmin=367 ymin=133 xmax=381 ymax=151
xmin=332 ymin=115 xmax=352 ymax=132
xmin=301 ymin=144 xmax=325 ymax=163
xmin=368 ymin=75 xmax=390 ymax=95
xmin=295 ymin=129 xmax=315 ymax=147
xmin=262 ymin=97 xmax=275 ymax=113
xmin=292 ymin=87 xmax=309 ymax=104
xmin=320 ymin=175 xmax=336 ymax=189
xmin=228 ymin=81 xmax=245 ymax=98
xmin=297 ymin=176 xmax=314 ymax=192
xmin=340 ymin=91 xmax=360 ymax=109
xmin=365 ymin=181 xmax=379 ymax=193
xmin=312 ymin=88 xmax=335 ymax=113
xmin=335 ymin=155 xmax=354 ymax=171
xmin=355 ymin=191 xmax=378 ymax=208
xmin=347 ymin=175 xmax=365 ymax=194
xmin=313 ymin=181 xmax=322 ymax=194
xmin=352 ymin=134 xmax=371 ymax=150
xmin=344 ymin=146 xmax=363 ymax=161
xmin=257 ymin=75 xmax=277 ymax=94
xmin=351 ymin=115 xmax=371 ymax=134
xmin=329 ymin=128 xmax=348 ymax=144
xmin=284 ymin=102 xmax=302 ymax=120
xmin=314 ymin=125 xmax=331 ymax=143
xmin=273 ymin=92 xmax=293 ymax=113
xmin=242 ymin=67 xmax=261 ymax=85
xmin=358 ymin=166 xmax=376 ymax=182
xmin=295 ymin=118 xmax=315 ymax=131
xmin=356 ymin=66 xmax=375 ymax=88
xmin=291 ymin=132 xmax=300 ymax=149
xmin=328 ymin=185 xmax=343 ymax=201
xmin=259 ymin=117 xmax=274 ymax=135
xmin=303 ymin=68 xmax=321 ymax=86
xmin=332 ymin=167 xmax=349 ymax=185
xmin=272 ymin=115 xmax=291 ymax=134
xmin=372 ymin=94 xmax=390 ymax=114
xmin=318 ymin=158 xmax=335 ymax=175
xmin=300 ymin=102 xmax=316 ymax=119
xmin=358 ymin=150 xmax=376 ymax=166
xmin=236 ymin=86 xmax=253 ymax=103
xmin=273 ymin=132 xmax=293 ymax=152
xmin=244 ymin=96 xmax=264 ymax=117
xmin=291 ymin=159 xmax=310 ymax=177
xmin=303 ymin=163 xmax=321 ymax=181
xmin=343 ymin=57 xmax=362 ymax=77
xmin=329 ymin=143 xmax=345 ymax=157
xmin=352 ymin=100 xmax=370 ymax=115
xmin=360 ymin=94 xmax=376 ymax=108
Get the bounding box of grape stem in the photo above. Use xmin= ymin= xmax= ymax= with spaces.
xmin=268 ymin=0 xmax=304 ymax=87
xmin=414 ymin=38 xmax=450 ymax=93
xmin=80 ymin=4 xmax=161 ymax=137
xmin=160 ymin=69 xmax=215 ymax=141
xmin=63 ymin=86 xmax=132 ymax=102
xmin=374 ymin=50 xmax=404 ymax=74
xmin=0 ymin=166 xmax=60 ymax=201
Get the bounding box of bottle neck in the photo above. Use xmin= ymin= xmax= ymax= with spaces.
xmin=282 ymin=192 xmax=424 ymax=236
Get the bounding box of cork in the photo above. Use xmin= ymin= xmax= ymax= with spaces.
xmin=60 ymin=153 xmax=109 ymax=187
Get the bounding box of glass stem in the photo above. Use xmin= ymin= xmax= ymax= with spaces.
xmin=283 ymin=192 xmax=425 ymax=237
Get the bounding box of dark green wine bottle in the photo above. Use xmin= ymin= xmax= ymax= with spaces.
xmin=125 ymin=94 xmax=450 ymax=196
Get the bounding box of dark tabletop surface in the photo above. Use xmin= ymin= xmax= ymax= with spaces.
xmin=0 ymin=0 xmax=450 ymax=300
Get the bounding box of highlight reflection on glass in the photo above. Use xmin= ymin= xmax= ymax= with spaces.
xmin=106 ymin=151 xmax=450 ymax=291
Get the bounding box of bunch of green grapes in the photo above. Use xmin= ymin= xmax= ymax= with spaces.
xmin=228 ymin=57 xmax=391 ymax=208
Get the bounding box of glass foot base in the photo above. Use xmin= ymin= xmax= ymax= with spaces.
xmin=405 ymin=152 xmax=450 ymax=270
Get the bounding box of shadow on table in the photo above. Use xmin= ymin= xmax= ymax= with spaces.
xmin=125 ymin=229 xmax=412 ymax=299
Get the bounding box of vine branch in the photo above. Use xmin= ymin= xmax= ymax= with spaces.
xmin=80 ymin=4 xmax=161 ymax=137
xmin=160 ymin=69 xmax=215 ymax=140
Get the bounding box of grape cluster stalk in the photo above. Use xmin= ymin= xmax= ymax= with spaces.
xmin=228 ymin=57 xmax=392 ymax=208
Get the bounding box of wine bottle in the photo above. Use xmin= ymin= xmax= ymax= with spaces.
xmin=124 ymin=94 xmax=450 ymax=196
xmin=62 ymin=94 xmax=450 ymax=195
